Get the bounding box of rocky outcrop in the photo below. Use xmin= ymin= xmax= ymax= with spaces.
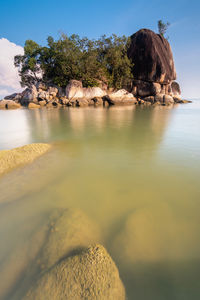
xmin=22 ymin=244 xmax=125 ymax=300
xmin=128 ymin=29 xmax=176 ymax=84
xmin=2 ymin=29 xmax=190 ymax=108
xmin=127 ymin=29 xmax=187 ymax=105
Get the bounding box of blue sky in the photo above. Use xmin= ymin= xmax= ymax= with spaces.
xmin=0 ymin=0 xmax=200 ymax=98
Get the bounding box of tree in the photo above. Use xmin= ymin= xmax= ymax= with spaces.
xmin=15 ymin=33 xmax=133 ymax=90
xmin=96 ymin=35 xmax=133 ymax=89
xmin=157 ymin=20 xmax=170 ymax=38
xmin=14 ymin=40 xmax=42 ymax=87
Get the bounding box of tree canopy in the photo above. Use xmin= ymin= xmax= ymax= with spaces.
xmin=157 ymin=20 xmax=170 ymax=38
xmin=15 ymin=34 xmax=133 ymax=89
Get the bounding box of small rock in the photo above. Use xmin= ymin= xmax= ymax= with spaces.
xmin=28 ymin=103 xmax=40 ymax=109
xmin=163 ymin=95 xmax=174 ymax=105
xmin=39 ymin=100 xmax=46 ymax=107
xmin=0 ymin=100 xmax=21 ymax=109
xmin=76 ymin=98 xmax=89 ymax=107
xmin=143 ymin=96 xmax=155 ymax=103
xmin=92 ymin=97 xmax=103 ymax=106
xmin=155 ymin=93 xmax=164 ymax=103
xmin=59 ymin=97 xmax=69 ymax=105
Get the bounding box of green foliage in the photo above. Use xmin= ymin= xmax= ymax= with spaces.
xmin=14 ymin=40 xmax=42 ymax=87
xmin=158 ymin=20 xmax=170 ymax=38
xmin=15 ymin=34 xmax=133 ymax=90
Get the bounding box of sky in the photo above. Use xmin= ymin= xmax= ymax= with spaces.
xmin=0 ymin=0 xmax=200 ymax=98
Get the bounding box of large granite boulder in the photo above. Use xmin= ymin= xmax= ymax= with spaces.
xmin=103 ymin=89 xmax=137 ymax=105
xmin=20 ymin=86 xmax=38 ymax=105
xmin=66 ymin=80 xmax=107 ymax=100
xmin=128 ymin=29 xmax=176 ymax=84
xmin=22 ymin=244 xmax=125 ymax=300
xmin=4 ymin=93 xmax=22 ymax=101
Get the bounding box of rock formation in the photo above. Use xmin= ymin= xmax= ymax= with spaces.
xmin=127 ymin=28 xmax=183 ymax=103
xmin=103 ymin=89 xmax=137 ymax=105
xmin=66 ymin=80 xmax=107 ymax=100
xmin=128 ymin=28 xmax=176 ymax=83
xmin=1 ymin=28 xmax=190 ymax=109
xmin=22 ymin=244 xmax=125 ymax=300
xmin=0 ymin=99 xmax=21 ymax=109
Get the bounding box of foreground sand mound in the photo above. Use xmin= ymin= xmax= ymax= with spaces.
xmin=0 ymin=143 xmax=51 ymax=176
xmin=10 ymin=208 xmax=102 ymax=300
xmin=23 ymin=244 xmax=125 ymax=300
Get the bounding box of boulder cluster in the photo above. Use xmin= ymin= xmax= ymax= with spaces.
xmin=1 ymin=80 xmax=139 ymax=109
xmin=1 ymin=28 xmax=190 ymax=110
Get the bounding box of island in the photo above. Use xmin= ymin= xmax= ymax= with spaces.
xmin=0 ymin=29 xmax=191 ymax=110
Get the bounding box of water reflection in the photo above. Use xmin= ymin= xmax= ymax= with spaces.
xmin=0 ymin=109 xmax=31 ymax=150
xmin=16 ymin=105 xmax=174 ymax=161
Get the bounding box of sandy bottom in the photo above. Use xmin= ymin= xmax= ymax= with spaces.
xmin=0 ymin=143 xmax=51 ymax=176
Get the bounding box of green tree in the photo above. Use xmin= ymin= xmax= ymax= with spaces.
xmin=157 ymin=20 xmax=170 ymax=38
xmin=15 ymin=33 xmax=133 ymax=90
xmin=96 ymin=34 xmax=133 ymax=89
xmin=14 ymin=40 xmax=42 ymax=87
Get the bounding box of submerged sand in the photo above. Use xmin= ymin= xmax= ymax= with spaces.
xmin=0 ymin=143 xmax=51 ymax=176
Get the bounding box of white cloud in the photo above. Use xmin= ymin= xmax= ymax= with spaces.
xmin=0 ymin=38 xmax=24 ymax=99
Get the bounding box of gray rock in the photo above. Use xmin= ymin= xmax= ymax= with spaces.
xmin=21 ymin=86 xmax=38 ymax=104
xmin=4 ymin=93 xmax=21 ymax=101
xmin=104 ymin=89 xmax=137 ymax=105
xmin=66 ymin=80 xmax=106 ymax=100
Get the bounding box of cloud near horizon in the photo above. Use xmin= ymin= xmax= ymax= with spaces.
xmin=0 ymin=38 xmax=24 ymax=99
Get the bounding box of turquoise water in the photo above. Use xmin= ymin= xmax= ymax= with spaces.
xmin=0 ymin=101 xmax=200 ymax=299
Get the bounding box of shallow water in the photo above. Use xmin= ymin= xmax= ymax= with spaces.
xmin=0 ymin=101 xmax=200 ymax=299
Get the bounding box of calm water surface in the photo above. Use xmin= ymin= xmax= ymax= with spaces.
xmin=0 ymin=101 xmax=200 ymax=299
